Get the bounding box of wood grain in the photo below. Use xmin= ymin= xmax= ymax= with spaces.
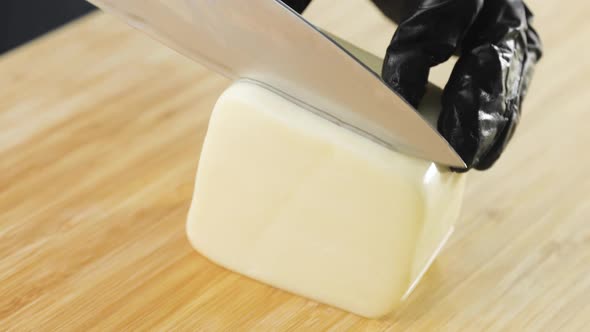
xmin=1 ymin=0 xmax=590 ymax=330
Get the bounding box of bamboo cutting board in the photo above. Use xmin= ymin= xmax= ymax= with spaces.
xmin=1 ymin=0 xmax=590 ymax=330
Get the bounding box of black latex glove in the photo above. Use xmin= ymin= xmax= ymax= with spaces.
xmin=282 ymin=0 xmax=542 ymax=171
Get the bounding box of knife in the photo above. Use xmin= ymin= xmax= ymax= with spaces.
xmin=86 ymin=0 xmax=466 ymax=168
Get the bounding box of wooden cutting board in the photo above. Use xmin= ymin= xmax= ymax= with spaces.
xmin=1 ymin=0 xmax=589 ymax=330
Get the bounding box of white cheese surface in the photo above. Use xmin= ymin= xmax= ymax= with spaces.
xmin=187 ymin=80 xmax=466 ymax=318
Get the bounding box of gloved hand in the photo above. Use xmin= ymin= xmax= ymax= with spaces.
xmin=282 ymin=0 xmax=542 ymax=171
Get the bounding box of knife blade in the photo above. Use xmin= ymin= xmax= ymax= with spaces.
xmin=86 ymin=0 xmax=466 ymax=168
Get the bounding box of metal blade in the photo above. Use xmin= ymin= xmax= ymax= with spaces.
xmin=87 ymin=0 xmax=466 ymax=168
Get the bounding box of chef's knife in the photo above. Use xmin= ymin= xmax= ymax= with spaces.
xmin=86 ymin=0 xmax=466 ymax=168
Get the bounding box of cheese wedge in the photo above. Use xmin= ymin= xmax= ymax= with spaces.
xmin=187 ymin=80 xmax=466 ymax=318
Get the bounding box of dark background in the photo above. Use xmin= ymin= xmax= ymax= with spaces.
xmin=0 ymin=0 xmax=95 ymax=54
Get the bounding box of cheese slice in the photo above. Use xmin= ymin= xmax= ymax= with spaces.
xmin=187 ymin=80 xmax=466 ymax=318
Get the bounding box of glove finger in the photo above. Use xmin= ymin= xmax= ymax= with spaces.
xmin=476 ymin=5 xmax=542 ymax=170
xmin=477 ymin=5 xmax=542 ymax=170
xmin=280 ymin=0 xmax=312 ymax=14
xmin=439 ymin=0 xmax=535 ymax=170
xmin=439 ymin=49 xmax=510 ymax=171
xmin=382 ymin=0 xmax=484 ymax=108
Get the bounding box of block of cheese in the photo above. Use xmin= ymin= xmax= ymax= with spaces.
xmin=187 ymin=80 xmax=466 ymax=318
